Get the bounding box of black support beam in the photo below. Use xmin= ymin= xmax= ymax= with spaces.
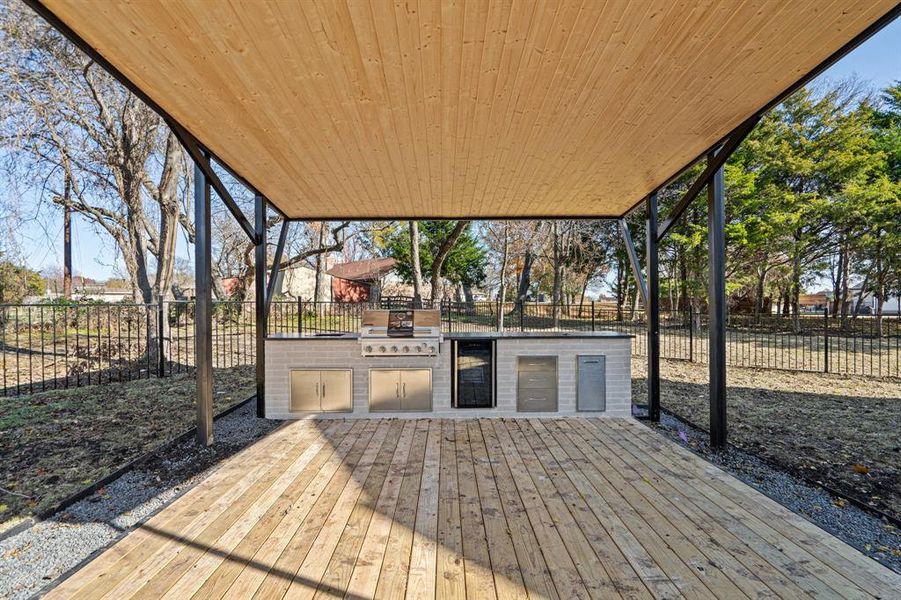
xmin=266 ymin=220 xmax=290 ymax=316
xmin=175 ymin=128 xmax=259 ymax=245
xmin=657 ymin=115 xmax=759 ymax=242
xmin=194 ymin=157 xmax=214 ymax=445
xmin=618 ymin=218 xmax=648 ymax=307
xmin=254 ymin=194 xmax=267 ymax=418
xmin=708 ymin=152 xmax=728 ymax=449
xmin=645 ymin=194 xmax=660 ymax=422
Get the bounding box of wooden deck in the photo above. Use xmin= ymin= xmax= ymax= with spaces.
xmin=46 ymin=418 xmax=901 ymax=599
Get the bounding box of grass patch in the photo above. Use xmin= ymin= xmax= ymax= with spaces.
xmin=0 ymin=365 xmax=253 ymax=528
xmin=635 ymin=357 xmax=901 ymax=520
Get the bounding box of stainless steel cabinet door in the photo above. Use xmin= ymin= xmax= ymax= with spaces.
xmin=369 ymin=369 xmax=401 ymax=411
xmin=320 ymin=370 xmax=352 ymax=412
xmin=400 ymin=369 xmax=432 ymax=411
xmin=290 ymin=370 xmax=321 ymax=412
xmin=577 ymin=355 xmax=606 ymax=411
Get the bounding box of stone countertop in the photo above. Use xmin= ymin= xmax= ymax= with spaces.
xmin=267 ymin=331 xmax=633 ymax=340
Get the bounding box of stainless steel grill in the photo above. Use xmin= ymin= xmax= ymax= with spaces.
xmin=360 ymin=309 xmax=442 ymax=356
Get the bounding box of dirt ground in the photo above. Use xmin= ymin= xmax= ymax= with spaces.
xmin=0 ymin=366 xmax=254 ymax=529
xmin=633 ymin=357 xmax=901 ymax=520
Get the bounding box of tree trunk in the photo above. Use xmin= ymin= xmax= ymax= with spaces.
xmin=409 ymin=221 xmax=424 ymax=307
xmin=615 ymin=254 xmax=625 ymax=321
xmin=429 ymin=221 xmax=469 ymax=303
xmin=840 ymin=242 xmax=851 ymax=327
xmin=551 ymin=222 xmax=563 ymax=328
xmin=516 ymin=250 xmax=534 ymax=303
xmin=314 ymin=222 xmax=330 ymax=303
xmin=754 ymin=263 xmax=767 ymax=324
xmin=497 ymin=223 xmax=509 ymax=331
xmin=63 ymin=202 xmax=72 ymax=300
xmin=791 ymin=230 xmax=802 ymax=332
xmin=874 ymin=232 xmax=885 ymax=337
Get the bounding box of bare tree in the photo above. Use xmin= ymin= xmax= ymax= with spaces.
xmin=0 ymin=4 xmax=186 ymax=303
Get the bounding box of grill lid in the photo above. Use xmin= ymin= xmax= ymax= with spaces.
xmin=387 ymin=310 xmax=414 ymax=337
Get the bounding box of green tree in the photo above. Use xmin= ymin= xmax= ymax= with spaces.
xmin=0 ymin=260 xmax=45 ymax=303
xmin=384 ymin=221 xmax=487 ymax=303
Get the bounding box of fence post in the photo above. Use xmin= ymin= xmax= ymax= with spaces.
xmin=157 ymin=301 xmax=166 ymax=376
xmin=688 ymin=305 xmax=694 ymax=362
xmin=297 ymin=296 xmax=302 ymax=336
xmin=591 ymin=300 xmax=596 ymax=332
xmin=519 ymin=301 xmax=525 ymax=331
xmin=824 ymin=306 xmax=829 ymax=373
xmin=444 ymin=300 xmax=452 ymax=332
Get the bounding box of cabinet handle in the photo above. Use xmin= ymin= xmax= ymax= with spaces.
xmin=395 ymin=382 xmax=399 ymax=398
xmin=322 ymin=383 xmax=326 ymax=397
xmin=316 ymin=382 xmax=319 ymax=397
xmin=402 ymin=382 xmax=406 ymax=397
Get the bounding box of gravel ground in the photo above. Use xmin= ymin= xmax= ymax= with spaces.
xmin=652 ymin=411 xmax=901 ymax=574
xmin=0 ymin=401 xmax=280 ymax=600
xmin=1 ymin=365 xmax=255 ymax=524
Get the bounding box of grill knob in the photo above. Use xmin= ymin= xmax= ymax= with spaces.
xmin=415 ymin=345 xmax=423 ymax=352
xmin=390 ymin=345 xmax=398 ymax=352
xmin=378 ymin=345 xmax=386 ymax=353
xmin=402 ymin=346 xmax=410 ymax=352
xmin=364 ymin=345 xmax=373 ymax=352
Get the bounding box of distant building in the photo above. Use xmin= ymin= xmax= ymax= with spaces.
xmin=848 ymin=287 xmax=901 ymax=316
xmin=272 ymin=259 xmax=335 ymax=301
xmin=326 ymin=257 xmax=397 ymax=303
xmin=798 ymin=292 xmax=829 ymax=312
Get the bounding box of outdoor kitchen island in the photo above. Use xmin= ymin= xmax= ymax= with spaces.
xmin=264 ymin=309 xmax=632 ymax=419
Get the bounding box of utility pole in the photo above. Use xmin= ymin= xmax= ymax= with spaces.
xmin=63 ymin=175 xmax=73 ymax=299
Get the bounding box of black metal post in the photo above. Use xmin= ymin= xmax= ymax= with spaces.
xmin=688 ymin=305 xmax=694 ymax=362
xmin=646 ymin=193 xmax=660 ymax=422
xmin=157 ymin=300 xmax=165 ymax=376
xmin=591 ymin=300 xmax=596 ymax=332
xmin=708 ymin=152 xmax=727 ymax=449
xmin=194 ymin=157 xmax=214 ymax=445
xmin=824 ymin=306 xmax=830 ymax=373
xmin=297 ymin=296 xmax=303 ymax=335
xmin=254 ymin=194 xmax=267 ymax=418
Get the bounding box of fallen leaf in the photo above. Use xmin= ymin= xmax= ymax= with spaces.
xmin=851 ymin=463 xmax=870 ymax=474
xmin=832 ymin=498 xmax=847 ymax=508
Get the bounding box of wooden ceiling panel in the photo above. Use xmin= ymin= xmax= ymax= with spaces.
xmin=40 ymin=0 xmax=898 ymax=219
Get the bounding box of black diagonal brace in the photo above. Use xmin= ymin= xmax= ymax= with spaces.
xmin=265 ymin=220 xmax=290 ymax=315
xmin=172 ymin=126 xmax=259 ymax=245
xmin=657 ymin=115 xmax=759 ymax=242
xmin=618 ymin=218 xmax=648 ymax=307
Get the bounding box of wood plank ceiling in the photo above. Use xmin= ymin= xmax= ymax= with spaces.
xmin=40 ymin=0 xmax=898 ymax=219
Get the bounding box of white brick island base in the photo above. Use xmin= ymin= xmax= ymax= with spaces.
xmin=264 ymin=333 xmax=632 ymax=419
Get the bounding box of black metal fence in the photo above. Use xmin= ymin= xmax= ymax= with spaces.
xmin=3 ymin=300 xmax=898 ymax=397
xmin=0 ymin=301 xmax=256 ymax=397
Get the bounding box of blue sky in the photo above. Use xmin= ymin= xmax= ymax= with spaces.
xmin=11 ymin=16 xmax=901 ymax=283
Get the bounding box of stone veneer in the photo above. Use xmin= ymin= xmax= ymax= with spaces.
xmin=264 ymin=335 xmax=632 ymax=419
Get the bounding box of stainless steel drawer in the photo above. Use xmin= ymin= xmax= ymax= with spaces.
xmin=517 ymin=356 xmax=557 ymax=372
xmin=518 ymin=387 xmax=558 ymax=412
xmin=518 ymin=370 xmax=557 ymax=389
